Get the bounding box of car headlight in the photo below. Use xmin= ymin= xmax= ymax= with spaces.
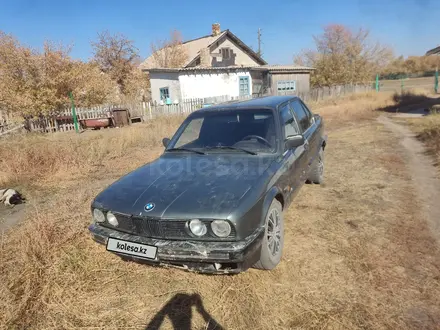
xmin=188 ymin=219 xmax=207 ymax=237
xmin=106 ymin=211 xmax=118 ymax=227
xmin=93 ymin=208 xmax=105 ymax=223
xmin=211 ymin=220 xmax=232 ymax=237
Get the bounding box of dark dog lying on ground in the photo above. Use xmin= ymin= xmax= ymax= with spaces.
xmin=0 ymin=189 xmax=25 ymax=206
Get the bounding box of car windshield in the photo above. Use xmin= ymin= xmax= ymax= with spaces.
xmin=168 ymin=109 xmax=277 ymax=154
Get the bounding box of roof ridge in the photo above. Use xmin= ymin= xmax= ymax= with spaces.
xmin=426 ymin=45 xmax=440 ymax=56
xmin=144 ymin=65 xmax=315 ymax=72
xmin=184 ymin=31 xmax=227 ymax=67
xmin=182 ymin=30 xmax=227 ymax=45
xmin=221 ymin=30 xmax=267 ymax=65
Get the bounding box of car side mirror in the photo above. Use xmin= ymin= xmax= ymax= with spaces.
xmin=285 ymin=135 xmax=305 ymax=149
xmin=162 ymin=137 xmax=170 ymax=148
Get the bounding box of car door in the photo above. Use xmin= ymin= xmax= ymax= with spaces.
xmin=278 ymin=102 xmax=306 ymax=204
xmin=289 ymin=99 xmax=318 ymax=179
xmin=299 ymin=100 xmax=321 ymax=162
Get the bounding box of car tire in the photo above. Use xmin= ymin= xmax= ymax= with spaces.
xmin=254 ymin=199 xmax=284 ymax=270
xmin=307 ymin=148 xmax=324 ymax=184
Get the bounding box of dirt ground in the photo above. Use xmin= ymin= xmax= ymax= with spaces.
xmin=0 ymin=203 xmax=26 ymax=233
xmin=1 ymin=94 xmax=440 ymax=329
xmin=378 ymin=115 xmax=440 ymax=241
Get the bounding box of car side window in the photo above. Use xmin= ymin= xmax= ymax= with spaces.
xmin=174 ymin=118 xmax=204 ymax=148
xmin=290 ymin=100 xmax=311 ymax=132
xmin=299 ymin=100 xmax=314 ymax=125
xmin=280 ymin=104 xmax=299 ymax=138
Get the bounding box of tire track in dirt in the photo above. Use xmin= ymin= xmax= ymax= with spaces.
xmin=378 ymin=115 xmax=440 ymax=243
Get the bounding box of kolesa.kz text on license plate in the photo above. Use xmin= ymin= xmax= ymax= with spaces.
xmin=106 ymin=238 xmax=157 ymax=260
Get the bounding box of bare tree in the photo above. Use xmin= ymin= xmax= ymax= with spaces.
xmin=295 ymin=25 xmax=393 ymax=87
xmin=149 ymin=30 xmax=188 ymax=68
xmin=91 ymin=31 xmax=139 ymax=92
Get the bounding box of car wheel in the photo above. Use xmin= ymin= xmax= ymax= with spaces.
xmin=254 ymin=199 xmax=284 ymax=270
xmin=307 ymin=148 xmax=324 ymax=184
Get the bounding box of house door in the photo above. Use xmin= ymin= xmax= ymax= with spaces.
xmin=239 ymin=76 xmax=250 ymax=96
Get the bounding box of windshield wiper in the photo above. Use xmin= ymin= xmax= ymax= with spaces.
xmin=166 ymin=148 xmax=205 ymax=155
xmin=204 ymin=146 xmax=257 ymax=155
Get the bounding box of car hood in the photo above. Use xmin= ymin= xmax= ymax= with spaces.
xmin=93 ymin=153 xmax=277 ymax=219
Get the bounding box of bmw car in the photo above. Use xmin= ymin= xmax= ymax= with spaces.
xmin=88 ymin=96 xmax=327 ymax=274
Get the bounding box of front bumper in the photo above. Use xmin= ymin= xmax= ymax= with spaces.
xmin=88 ymin=223 xmax=264 ymax=274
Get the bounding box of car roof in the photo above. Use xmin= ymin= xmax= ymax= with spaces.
xmin=194 ymin=95 xmax=299 ymax=113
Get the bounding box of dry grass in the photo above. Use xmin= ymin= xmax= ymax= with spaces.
xmin=309 ymin=91 xmax=395 ymax=129
xmin=1 ymin=93 xmax=440 ymax=329
xmin=0 ymin=115 xmax=186 ymax=192
xmin=390 ymin=90 xmax=440 ymax=170
xmin=399 ymin=113 xmax=440 ymax=168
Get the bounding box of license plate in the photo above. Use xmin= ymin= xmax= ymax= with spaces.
xmin=106 ymin=237 xmax=157 ymax=260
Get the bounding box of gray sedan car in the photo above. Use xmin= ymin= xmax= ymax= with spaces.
xmin=89 ymin=96 xmax=327 ymax=274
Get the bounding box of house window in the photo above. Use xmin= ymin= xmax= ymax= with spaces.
xmin=159 ymin=87 xmax=170 ymax=101
xmin=221 ymin=48 xmax=232 ymax=60
xmin=277 ymin=80 xmax=296 ymax=93
xmin=239 ymin=76 xmax=250 ymax=96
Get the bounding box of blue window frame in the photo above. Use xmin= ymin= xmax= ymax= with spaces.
xmin=239 ymin=76 xmax=250 ymax=96
xmin=159 ymin=87 xmax=170 ymax=101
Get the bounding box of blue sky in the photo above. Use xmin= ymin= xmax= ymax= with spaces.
xmin=0 ymin=0 xmax=438 ymax=64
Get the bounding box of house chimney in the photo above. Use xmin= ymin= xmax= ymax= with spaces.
xmin=212 ymin=23 xmax=221 ymax=36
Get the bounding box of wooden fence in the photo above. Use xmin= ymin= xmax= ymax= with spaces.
xmin=21 ymin=104 xmax=144 ymax=133
xmin=296 ymin=83 xmax=373 ymax=102
xmin=0 ymin=83 xmax=373 ymax=134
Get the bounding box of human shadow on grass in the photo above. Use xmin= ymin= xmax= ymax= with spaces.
xmin=145 ymin=293 xmax=224 ymax=330
xmin=378 ymin=91 xmax=440 ymax=115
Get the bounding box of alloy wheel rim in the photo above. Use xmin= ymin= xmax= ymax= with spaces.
xmin=267 ymin=208 xmax=281 ymax=257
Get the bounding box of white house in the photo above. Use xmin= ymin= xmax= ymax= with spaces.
xmin=141 ymin=24 xmax=314 ymax=104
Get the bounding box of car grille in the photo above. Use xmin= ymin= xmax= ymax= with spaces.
xmin=102 ymin=213 xmax=235 ymax=240
xmin=132 ymin=217 xmax=164 ymax=237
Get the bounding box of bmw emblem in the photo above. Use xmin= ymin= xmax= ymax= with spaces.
xmin=144 ymin=202 xmax=155 ymax=212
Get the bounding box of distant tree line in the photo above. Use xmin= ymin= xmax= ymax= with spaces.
xmin=380 ymin=55 xmax=440 ymax=80
xmin=294 ymin=24 xmax=439 ymax=87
